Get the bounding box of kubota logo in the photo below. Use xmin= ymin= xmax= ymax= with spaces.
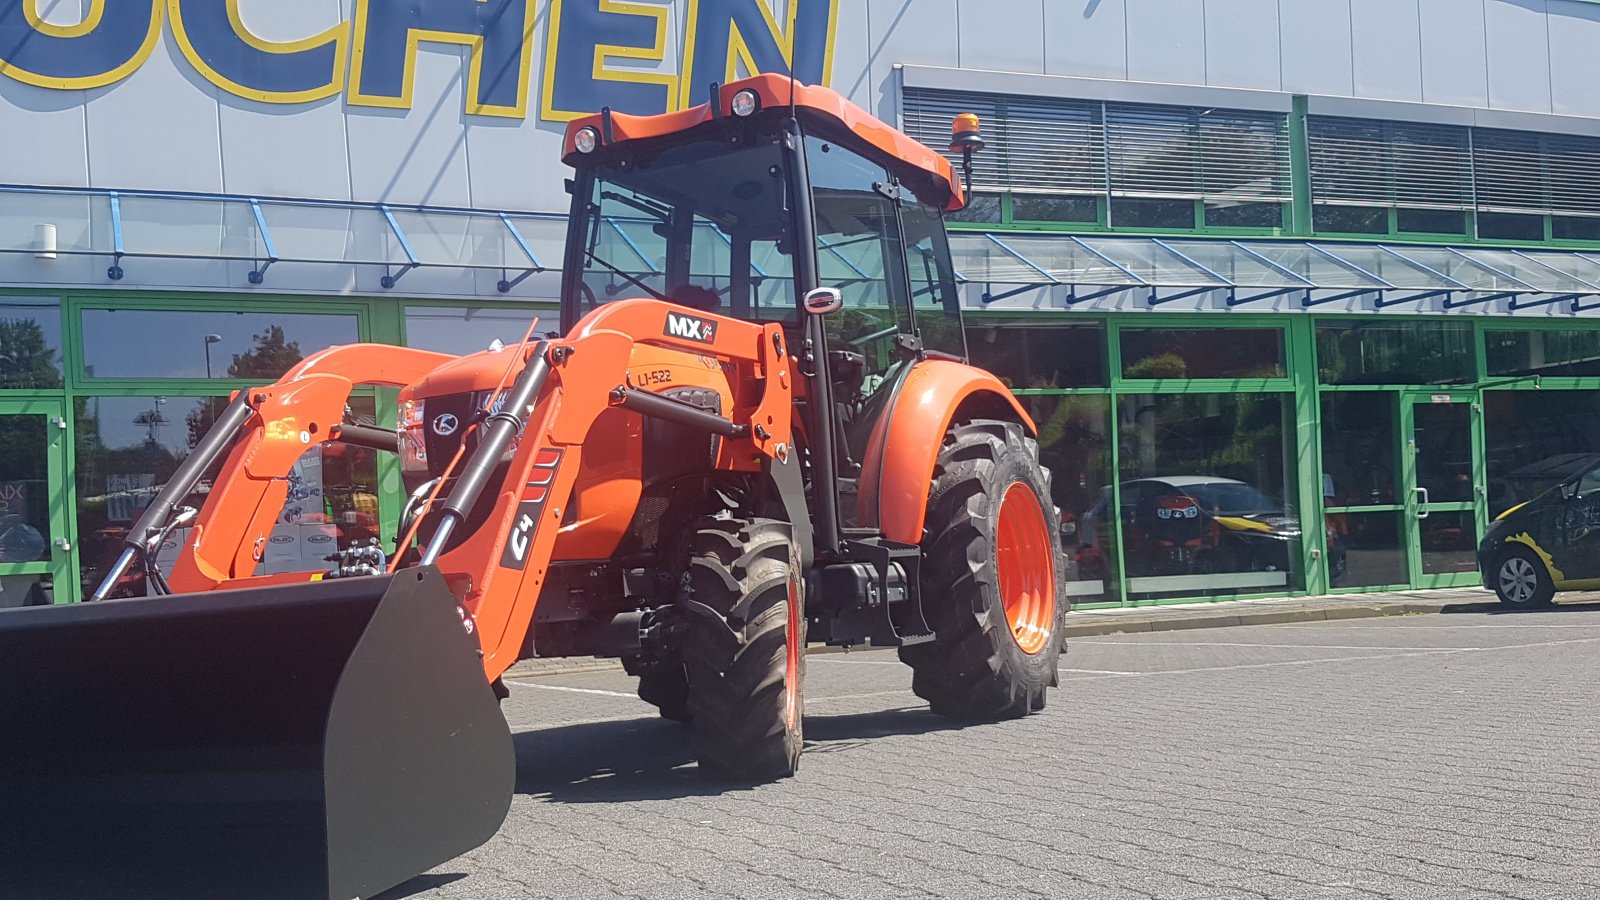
xmin=432 ymin=413 xmax=460 ymax=437
xmin=665 ymin=312 xmax=717 ymax=344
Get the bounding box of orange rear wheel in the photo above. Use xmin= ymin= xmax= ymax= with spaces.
xmin=996 ymin=482 xmax=1057 ymax=655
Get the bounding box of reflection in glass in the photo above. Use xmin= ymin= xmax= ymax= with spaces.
xmin=0 ymin=415 xmax=49 ymax=564
xmin=1484 ymin=390 xmax=1600 ymax=517
xmin=1013 ymin=195 xmax=1097 ymax=223
xmin=404 ymin=306 xmax=549 ymax=356
xmin=1413 ymin=401 xmax=1474 ymax=504
xmin=81 ymin=308 xmax=360 ymax=379
xmin=964 ymin=322 xmax=1106 ymax=389
xmin=0 ymin=574 xmax=52 ymax=608
xmin=75 ymin=396 xmax=380 ymax=594
xmin=0 ymin=298 xmax=64 ymax=389
xmin=1321 ymin=393 xmax=1397 ymax=506
xmin=1317 ymin=321 xmax=1476 ymax=385
xmin=1117 ymin=393 xmax=1301 ymax=598
xmin=1121 ymin=328 xmax=1285 ymax=379
xmin=1017 ymin=395 xmax=1116 ymax=604
xmin=1324 ymin=512 xmax=1407 ymax=588
xmin=1486 ymin=330 xmax=1600 ymax=378
xmin=1420 ymin=510 xmax=1478 ymax=576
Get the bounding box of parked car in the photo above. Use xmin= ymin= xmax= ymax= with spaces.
xmin=1479 ymin=454 xmax=1600 ymax=606
xmin=1077 ymin=476 xmax=1342 ymax=583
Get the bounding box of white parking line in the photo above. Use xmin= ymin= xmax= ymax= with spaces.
xmin=506 ymin=682 xmax=639 ymax=699
xmin=1075 ymin=641 xmax=1469 ymax=651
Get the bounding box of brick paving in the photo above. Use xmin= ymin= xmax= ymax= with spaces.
xmin=386 ymin=598 xmax=1600 ymax=900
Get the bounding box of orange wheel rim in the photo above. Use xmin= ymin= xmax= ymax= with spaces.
xmin=784 ymin=575 xmax=801 ymax=731
xmin=996 ymin=482 xmax=1056 ymax=655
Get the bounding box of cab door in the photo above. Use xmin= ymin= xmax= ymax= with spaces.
xmin=0 ymin=400 xmax=74 ymax=606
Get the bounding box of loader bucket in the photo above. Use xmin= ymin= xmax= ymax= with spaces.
xmin=0 ymin=567 xmax=515 ymax=900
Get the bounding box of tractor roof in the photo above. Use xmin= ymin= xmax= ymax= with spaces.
xmin=562 ymin=74 xmax=966 ymax=212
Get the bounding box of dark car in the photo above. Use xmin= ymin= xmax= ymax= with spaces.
xmin=1077 ymin=477 xmax=1344 ymax=584
xmin=1478 ymin=454 xmax=1600 ymax=606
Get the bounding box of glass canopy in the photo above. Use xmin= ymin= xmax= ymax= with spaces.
xmin=6 ymin=184 xmax=1600 ymax=313
xmin=0 ymin=185 xmax=559 ymax=292
xmin=947 ymin=233 xmax=1600 ymax=311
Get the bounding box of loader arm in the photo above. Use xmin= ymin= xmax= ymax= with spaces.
xmin=167 ymin=345 xmax=454 ymax=592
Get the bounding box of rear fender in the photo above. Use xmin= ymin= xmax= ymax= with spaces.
xmin=859 ymin=360 xmax=1035 ymax=545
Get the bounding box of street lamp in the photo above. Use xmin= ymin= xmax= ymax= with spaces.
xmin=203 ymin=334 xmax=222 ymax=378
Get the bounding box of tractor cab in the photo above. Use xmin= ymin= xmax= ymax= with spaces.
xmin=560 ymin=75 xmax=970 ymax=538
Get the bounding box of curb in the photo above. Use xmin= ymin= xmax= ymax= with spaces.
xmin=505 ymin=592 xmax=1502 ymax=680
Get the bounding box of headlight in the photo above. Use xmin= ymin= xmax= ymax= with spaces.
xmin=731 ymin=89 xmax=760 ymax=117
xmin=573 ymin=126 xmax=600 ymax=154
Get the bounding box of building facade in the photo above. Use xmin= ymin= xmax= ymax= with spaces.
xmin=5 ymin=0 xmax=1600 ymax=607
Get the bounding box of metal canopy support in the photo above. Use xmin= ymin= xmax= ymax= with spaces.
xmin=1066 ymin=284 xmax=1132 ymax=305
xmin=1374 ymin=288 xmax=1454 ymax=307
xmin=981 ymin=235 xmax=1061 ymax=304
xmin=1507 ymin=293 xmax=1583 ymax=312
xmin=1303 ymin=288 xmax=1384 ymax=308
xmin=1442 ymin=291 xmax=1521 ymax=310
xmin=1147 ymin=286 xmax=1216 ymax=306
xmin=496 ymin=214 xmax=544 ymax=293
xmin=1226 ymin=287 xmax=1307 ymax=307
xmin=247 ymin=199 xmax=279 ymax=285
xmin=107 ymin=191 xmax=125 ymax=281
xmin=378 ymin=205 xmax=421 ymax=289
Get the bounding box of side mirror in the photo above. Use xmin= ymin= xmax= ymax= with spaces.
xmin=804 ymin=287 xmax=843 ymax=316
xmin=1562 ymin=482 xmax=1579 ymax=500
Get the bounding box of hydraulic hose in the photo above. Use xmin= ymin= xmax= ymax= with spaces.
xmin=421 ymin=343 xmax=552 ymax=564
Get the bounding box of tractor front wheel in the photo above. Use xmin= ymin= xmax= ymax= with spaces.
xmin=680 ymin=518 xmax=805 ymax=781
xmin=901 ymin=420 xmax=1067 ymax=720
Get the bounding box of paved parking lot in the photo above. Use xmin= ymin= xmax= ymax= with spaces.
xmin=385 ymin=602 xmax=1600 ymax=900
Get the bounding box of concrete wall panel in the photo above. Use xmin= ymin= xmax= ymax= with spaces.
xmin=1125 ymin=0 xmax=1207 ymax=86
xmin=958 ymin=0 xmax=1044 ymax=75
xmin=1349 ymin=0 xmax=1424 ymax=102
xmin=1043 ymin=0 xmax=1129 ymax=81
xmin=343 ymin=50 xmax=474 ymax=208
xmin=1418 ymin=0 xmax=1488 ymax=108
xmin=1204 ymin=0 xmax=1281 ymax=91
xmin=1279 ymin=0 xmax=1353 ymax=96
xmin=83 ymin=37 xmax=224 ymax=193
xmin=1485 ymin=0 xmax=1553 ymax=114
xmin=866 ymin=0 xmax=959 ymax=128
xmin=1548 ymin=1 xmax=1600 ymax=118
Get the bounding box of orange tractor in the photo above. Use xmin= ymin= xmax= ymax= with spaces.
xmin=0 ymin=76 xmax=1066 ymax=900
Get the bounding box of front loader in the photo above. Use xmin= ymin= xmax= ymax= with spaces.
xmin=0 ymin=76 xmax=1067 ymax=900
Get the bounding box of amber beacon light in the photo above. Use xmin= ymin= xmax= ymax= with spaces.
xmin=949 ymin=113 xmax=985 ymax=210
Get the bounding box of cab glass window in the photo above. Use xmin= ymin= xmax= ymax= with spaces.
xmin=899 ymin=186 xmax=965 ymax=359
xmin=574 ymin=137 xmax=797 ymax=324
xmin=807 ymin=136 xmax=912 ymax=358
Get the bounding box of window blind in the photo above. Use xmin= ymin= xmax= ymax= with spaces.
xmin=1105 ymin=103 xmax=1289 ymax=202
xmin=901 ymin=87 xmax=1104 ymax=195
xmin=1308 ymin=116 xmax=1473 ymax=210
xmin=1473 ymin=128 xmax=1600 ymax=218
xmin=901 ymin=88 xmax=1289 ymax=203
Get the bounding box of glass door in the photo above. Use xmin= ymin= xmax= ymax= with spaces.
xmin=0 ymin=400 xmax=72 ymax=606
xmin=1402 ymin=391 xmax=1485 ymax=588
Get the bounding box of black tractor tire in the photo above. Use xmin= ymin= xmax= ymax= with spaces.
xmin=636 ymin=667 xmax=692 ymax=722
xmin=1493 ymin=546 xmax=1556 ymax=608
xmin=901 ymin=420 xmax=1067 ymax=721
xmin=680 ymin=518 xmax=805 ymax=781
